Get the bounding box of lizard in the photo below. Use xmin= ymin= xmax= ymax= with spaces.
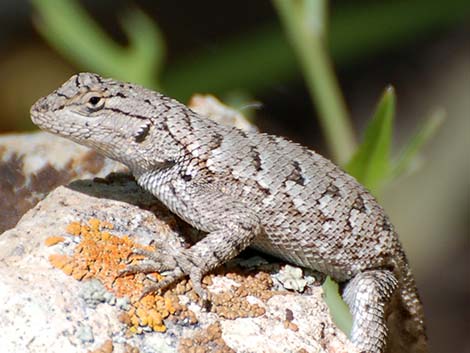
xmin=30 ymin=72 xmax=427 ymax=353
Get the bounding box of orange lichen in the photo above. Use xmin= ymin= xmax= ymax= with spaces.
xmin=122 ymin=343 xmax=140 ymax=353
xmin=49 ymin=218 xmax=280 ymax=337
xmin=45 ymin=236 xmax=65 ymax=246
xmin=88 ymin=339 xmax=113 ymax=353
xmin=65 ymin=221 xmax=82 ymax=236
xmin=179 ymin=322 xmax=235 ymax=353
xmin=48 ymin=218 xmax=191 ymax=334
xmin=283 ymin=320 xmax=299 ymax=331
xmin=205 ymin=270 xmax=278 ymax=319
xmin=49 ymin=253 xmax=70 ymax=269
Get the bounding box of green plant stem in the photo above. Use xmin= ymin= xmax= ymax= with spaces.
xmin=273 ymin=0 xmax=356 ymax=165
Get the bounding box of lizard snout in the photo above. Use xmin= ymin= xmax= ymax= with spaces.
xmin=31 ymin=96 xmax=49 ymax=114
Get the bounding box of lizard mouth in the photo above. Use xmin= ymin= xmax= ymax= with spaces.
xmin=30 ymin=106 xmax=61 ymax=135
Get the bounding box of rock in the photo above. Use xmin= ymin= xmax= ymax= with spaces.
xmin=0 ymin=177 xmax=357 ymax=353
xmin=188 ymin=94 xmax=258 ymax=133
xmin=0 ymin=132 xmax=125 ymax=233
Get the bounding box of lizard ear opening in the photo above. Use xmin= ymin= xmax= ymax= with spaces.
xmin=134 ymin=122 xmax=151 ymax=143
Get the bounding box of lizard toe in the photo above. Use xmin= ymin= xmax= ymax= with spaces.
xmin=118 ymin=262 xmax=167 ymax=277
xmin=138 ymin=267 xmax=186 ymax=299
xmin=130 ymin=247 xmax=178 ymax=269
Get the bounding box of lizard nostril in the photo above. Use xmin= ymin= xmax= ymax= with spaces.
xmin=33 ymin=98 xmax=49 ymax=112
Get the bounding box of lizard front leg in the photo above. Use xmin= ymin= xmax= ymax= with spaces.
xmin=124 ymin=180 xmax=262 ymax=300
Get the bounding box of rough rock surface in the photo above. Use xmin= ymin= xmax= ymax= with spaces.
xmin=0 ymin=175 xmax=357 ymax=353
xmin=0 ymin=132 xmax=125 ymax=233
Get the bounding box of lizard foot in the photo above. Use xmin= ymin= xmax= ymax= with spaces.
xmin=119 ymin=247 xmax=210 ymax=303
xmin=118 ymin=243 xmax=182 ymax=277
xmin=138 ymin=266 xmax=209 ymax=305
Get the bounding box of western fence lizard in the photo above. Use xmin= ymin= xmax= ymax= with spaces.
xmin=31 ymin=73 xmax=427 ymax=353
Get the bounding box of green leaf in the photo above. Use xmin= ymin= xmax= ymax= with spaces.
xmin=391 ymin=109 xmax=445 ymax=179
xmin=346 ymin=87 xmax=395 ymax=194
xmin=31 ymin=0 xmax=164 ymax=89
xmin=322 ymin=277 xmax=353 ymax=335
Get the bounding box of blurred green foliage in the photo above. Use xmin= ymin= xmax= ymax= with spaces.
xmin=390 ymin=110 xmax=445 ymax=181
xmin=347 ymin=87 xmax=395 ymax=195
xmin=32 ymin=0 xmax=470 ymax=100
xmin=31 ymin=0 xmax=164 ymax=88
xmin=346 ymin=87 xmax=444 ymax=196
xmin=30 ymin=0 xmax=465 ymax=337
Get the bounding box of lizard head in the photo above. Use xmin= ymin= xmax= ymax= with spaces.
xmin=31 ymin=72 xmax=183 ymax=172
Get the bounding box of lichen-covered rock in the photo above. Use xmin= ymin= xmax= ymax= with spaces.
xmin=0 ymin=177 xmax=357 ymax=353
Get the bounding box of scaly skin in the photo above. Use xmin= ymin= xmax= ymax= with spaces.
xmin=31 ymin=73 xmax=427 ymax=353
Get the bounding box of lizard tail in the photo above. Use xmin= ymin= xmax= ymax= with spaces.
xmin=386 ymin=249 xmax=428 ymax=353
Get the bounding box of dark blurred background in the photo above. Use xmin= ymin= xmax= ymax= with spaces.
xmin=0 ymin=1 xmax=468 ymax=352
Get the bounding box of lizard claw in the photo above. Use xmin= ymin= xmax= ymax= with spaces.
xmin=118 ymin=262 xmax=166 ymax=277
xmin=130 ymin=247 xmax=163 ymax=262
xmin=138 ymin=267 xmax=186 ymax=299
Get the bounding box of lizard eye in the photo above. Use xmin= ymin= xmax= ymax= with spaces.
xmin=85 ymin=95 xmax=105 ymax=111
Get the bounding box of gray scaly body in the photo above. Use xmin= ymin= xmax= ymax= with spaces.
xmin=31 ymin=73 xmax=427 ymax=353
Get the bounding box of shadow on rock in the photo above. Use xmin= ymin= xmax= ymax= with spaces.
xmin=67 ymin=172 xmax=161 ymax=209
